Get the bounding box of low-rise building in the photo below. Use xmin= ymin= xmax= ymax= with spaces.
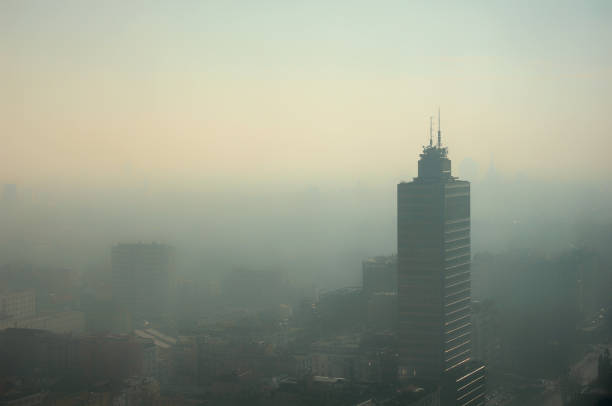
xmin=0 ymin=310 xmax=85 ymax=334
xmin=310 ymin=334 xmax=396 ymax=383
xmin=0 ymin=392 xmax=46 ymax=406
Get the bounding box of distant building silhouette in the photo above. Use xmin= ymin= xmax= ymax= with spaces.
xmin=2 ymin=184 xmax=17 ymax=203
xmin=111 ymin=243 xmax=176 ymax=324
xmin=0 ymin=288 xmax=84 ymax=334
xmin=362 ymin=255 xmax=397 ymax=295
xmin=362 ymin=256 xmax=397 ymax=331
xmin=397 ymin=116 xmax=484 ymax=404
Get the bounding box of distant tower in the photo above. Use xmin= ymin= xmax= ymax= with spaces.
xmin=2 ymin=184 xmax=17 ymax=203
xmin=397 ymin=113 xmax=472 ymax=378
xmin=362 ymin=255 xmax=397 ymax=296
xmin=111 ymin=243 xmax=176 ymax=324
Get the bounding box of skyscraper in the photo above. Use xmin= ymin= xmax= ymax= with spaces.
xmin=397 ymin=117 xmax=471 ymax=379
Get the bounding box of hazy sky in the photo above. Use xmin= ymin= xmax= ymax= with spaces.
xmin=2 ymin=0 xmax=611 ymax=186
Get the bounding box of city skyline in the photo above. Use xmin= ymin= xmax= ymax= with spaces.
xmin=1 ymin=2 xmax=611 ymax=405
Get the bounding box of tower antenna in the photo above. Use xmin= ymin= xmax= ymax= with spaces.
xmin=429 ymin=116 xmax=433 ymax=147
xmin=437 ymin=107 xmax=441 ymax=147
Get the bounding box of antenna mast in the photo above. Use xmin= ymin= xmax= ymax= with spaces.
xmin=437 ymin=107 xmax=441 ymax=147
xmin=429 ymin=116 xmax=433 ymax=147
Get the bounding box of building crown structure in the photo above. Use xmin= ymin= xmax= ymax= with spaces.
xmin=418 ymin=110 xmax=453 ymax=181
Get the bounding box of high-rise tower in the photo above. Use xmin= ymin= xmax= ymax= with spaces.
xmin=397 ymin=117 xmax=471 ymax=379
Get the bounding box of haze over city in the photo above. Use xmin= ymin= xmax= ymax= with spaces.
xmin=0 ymin=1 xmax=611 ymax=405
